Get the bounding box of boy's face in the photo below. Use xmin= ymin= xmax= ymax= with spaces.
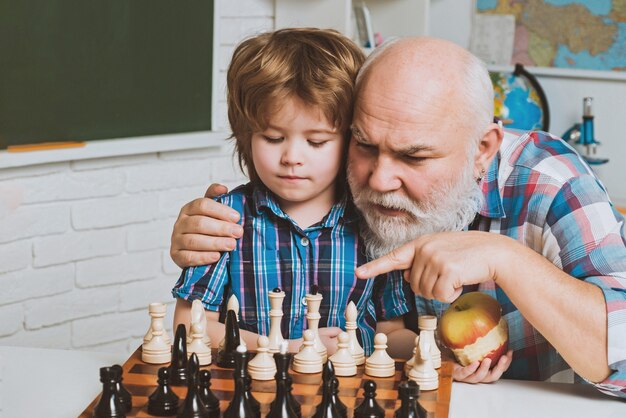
xmin=251 ymin=96 xmax=344 ymax=214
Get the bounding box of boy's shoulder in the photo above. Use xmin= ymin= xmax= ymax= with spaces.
xmin=214 ymin=182 xmax=262 ymax=218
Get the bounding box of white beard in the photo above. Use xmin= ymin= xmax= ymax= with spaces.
xmin=348 ymin=158 xmax=484 ymax=259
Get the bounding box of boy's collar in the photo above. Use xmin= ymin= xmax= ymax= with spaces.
xmin=251 ymin=184 xmax=357 ymax=229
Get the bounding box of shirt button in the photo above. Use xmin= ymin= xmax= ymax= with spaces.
xmin=300 ymin=237 xmax=309 ymax=246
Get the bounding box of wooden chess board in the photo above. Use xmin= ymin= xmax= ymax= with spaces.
xmin=79 ymin=347 xmax=453 ymax=417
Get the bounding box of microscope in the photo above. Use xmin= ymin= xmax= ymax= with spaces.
xmin=562 ymin=97 xmax=609 ymax=165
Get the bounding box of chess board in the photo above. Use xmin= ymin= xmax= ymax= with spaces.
xmin=79 ymin=347 xmax=453 ymax=417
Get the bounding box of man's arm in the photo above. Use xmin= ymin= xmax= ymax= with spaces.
xmin=170 ymin=184 xmax=243 ymax=268
xmin=356 ymin=231 xmax=612 ymax=383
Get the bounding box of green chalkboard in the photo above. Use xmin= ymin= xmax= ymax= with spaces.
xmin=0 ymin=0 xmax=213 ymax=150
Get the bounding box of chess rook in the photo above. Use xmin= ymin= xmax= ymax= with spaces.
xmin=144 ymin=302 xmax=171 ymax=345
xmin=344 ymin=301 xmax=365 ymax=365
xmin=142 ymin=305 xmax=171 ymax=364
xmin=111 ymin=365 xmax=132 ymax=413
xmin=418 ymin=315 xmax=441 ymax=369
xmin=305 ymin=286 xmax=327 ymax=362
xmin=93 ymin=366 xmax=126 ymax=418
xmin=268 ymin=288 xmax=286 ymax=353
xmin=394 ymin=381 xmax=427 ymax=418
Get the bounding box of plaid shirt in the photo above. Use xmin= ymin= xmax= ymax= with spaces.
xmin=172 ymin=183 xmax=407 ymax=355
xmin=408 ymin=130 xmax=626 ymax=398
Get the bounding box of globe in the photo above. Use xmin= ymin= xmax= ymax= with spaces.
xmin=490 ymin=64 xmax=549 ymax=132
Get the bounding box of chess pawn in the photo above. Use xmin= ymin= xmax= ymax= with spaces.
xmin=344 ymin=301 xmax=365 ymax=365
xmin=404 ymin=336 xmax=420 ymax=376
xmin=408 ymin=338 xmax=439 ymax=391
xmin=93 ymin=366 xmax=126 ymax=418
xmin=219 ymin=295 xmax=240 ymax=351
xmin=328 ymin=332 xmax=357 ymax=377
xmin=198 ymin=370 xmax=220 ymax=418
xmin=305 ymin=285 xmax=327 ymax=362
xmin=144 ymin=302 xmax=171 ymax=345
xmin=248 ymin=335 xmax=277 ymax=381
xmin=187 ymin=320 xmax=212 ymax=366
xmin=142 ymin=316 xmax=171 ymax=364
xmin=364 ymin=333 xmax=396 ymax=378
xmin=147 ymin=367 xmax=180 ymax=416
xmin=418 ymin=315 xmax=441 ymax=369
xmin=393 ymin=381 xmax=427 ymax=418
xmin=354 ymin=380 xmax=384 ymax=418
xmin=268 ymin=288 xmax=286 ymax=353
xmin=111 ymin=365 xmax=132 ymax=413
xmin=293 ymin=329 xmax=323 ymax=374
xmin=178 ymin=353 xmax=211 ymax=418
xmin=188 ymin=299 xmax=211 ymax=348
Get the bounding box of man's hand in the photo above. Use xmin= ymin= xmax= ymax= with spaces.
xmin=170 ymin=183 xmax=243 ymax=268
xmin=452 ymin=349 xmax=513 ymax=383
xmin=355 ymin=231 xmax=514 ymax=303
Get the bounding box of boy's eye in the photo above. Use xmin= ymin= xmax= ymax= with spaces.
xmin=308 ymin=140 xmax=328 ymax=148
xmin=262 ymin=135 xmax=283 ymax=143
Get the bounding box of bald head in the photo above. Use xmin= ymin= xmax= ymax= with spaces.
xmin=355 ymin=37 xmax=494 ymax=140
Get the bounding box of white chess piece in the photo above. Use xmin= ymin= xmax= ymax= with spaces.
xmin=248 ymin=336 xmax=276 ymax=380
xmin=305 ymin=289 xmax=327 ymax=362
xmin=408 ymin=337 xmax=439 ymax=390
xmin=188 ymin=299 xmax=211 ymax=348
xmin=344 ymin=301 xmax=365 ymax=365
xmin=219 ymin=294 xmax=242 ymax=350
xmin=404 ymin=336 xmax=420 ymax=376
xmin=293 ymin=330 xmax=323 ymax=374
xmin=142 ymin=317 xmax=171 ymax=364
xmin=144 ymin=302 xmax=171 ymax=345
xmin=187 ymin=320 xmax=212 ymax=365
xmin=364 ymin=333 xmax=396 ymax=378
xmin=267 ymin=289 xmax=286 ymax=353
xmin=328 ymin=332 xmax=357 ymax=376
xmin=418 ymin=315 xmax=441 ymax=369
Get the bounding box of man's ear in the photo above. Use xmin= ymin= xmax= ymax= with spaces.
xmin=475 ymin=122 xmax=503 ymax=176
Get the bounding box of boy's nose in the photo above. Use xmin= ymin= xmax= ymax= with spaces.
xmin=280 ymin=143 xmax=304 ymax=166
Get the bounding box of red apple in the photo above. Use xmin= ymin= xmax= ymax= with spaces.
xmin=438 ymin=292 xmax=509 ymax=367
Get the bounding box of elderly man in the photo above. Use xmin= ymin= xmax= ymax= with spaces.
xmin=170 ymin=37 xmax=626 ymax=397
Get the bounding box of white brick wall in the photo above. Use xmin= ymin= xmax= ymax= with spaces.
xmin=0 ymin=0 xmax=263 ymax=355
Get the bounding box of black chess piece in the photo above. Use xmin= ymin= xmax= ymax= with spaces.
xmin=178 ymin=353 xmax=211 ymax=418
xmin=267 ymin=350 xmax=300 ymax=418
xmin=223 ymin=345 xmax=260 ymax=418
xmin=322 ymin=362 xmax=346 ymax=418
xmin=312 ymin=375 xmax=341 ymax=418
xmin=310 ymin=284 xmax=319 ymax=295
xmin=354 ymin=380 xmax=385 ymax=418
xmin=93 ymin=366 xmax=126 ymax=418
xmin=148 ymin=367 xmax=180 ymax=416
xmin=170 ymin=323 xmax=189 ymax=386
xmin=393 ymin=381 xmax=427 ymax=418
xmin=111 ymin=364 xmax=132 ymax=413
xmin=217 ymin=309 xmax=241 ymax=368
xmin=198 ymin=370 xmax=220 ymax=418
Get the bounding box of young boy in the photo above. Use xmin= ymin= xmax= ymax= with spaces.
xmin=171 ymin=28 xmax=407 ymax=355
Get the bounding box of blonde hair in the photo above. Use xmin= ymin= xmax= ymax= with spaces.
xmin=227 ymin=28 xmax=365 ymax=183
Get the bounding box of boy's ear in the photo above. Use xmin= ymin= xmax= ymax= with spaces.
xmin=475 ymin=122 xmax=503 ymax=176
